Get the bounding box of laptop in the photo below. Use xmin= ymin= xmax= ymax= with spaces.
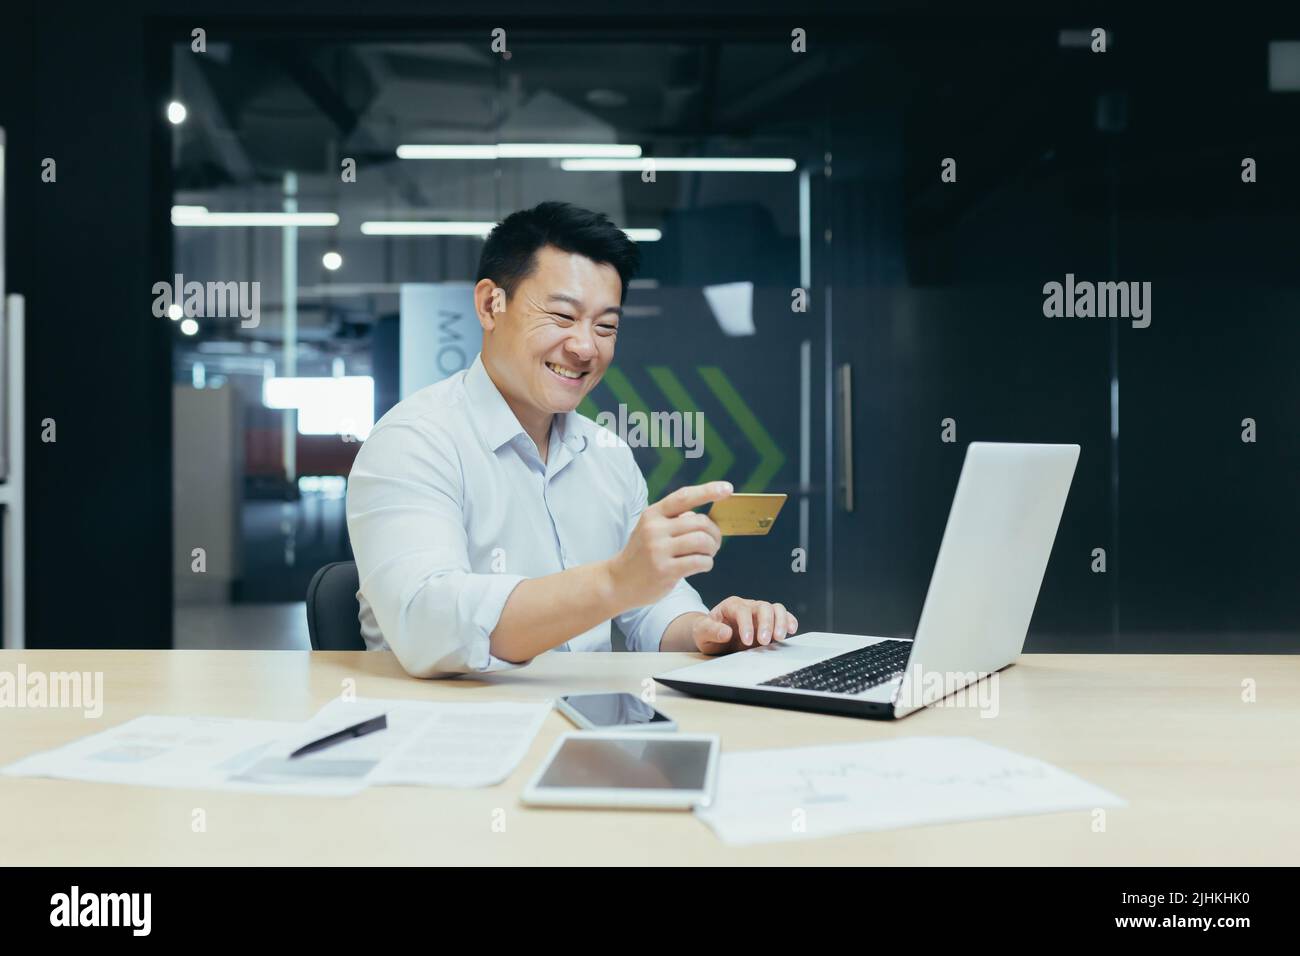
xmin=655 ymin=442 xmax=1080 ymax=719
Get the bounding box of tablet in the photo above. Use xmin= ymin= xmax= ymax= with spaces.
xmin=521 ymin=732 xmax=720 ymax=809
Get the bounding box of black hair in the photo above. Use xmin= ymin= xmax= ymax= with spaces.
xmin=476 ymin=201 xmax=640 ymax=304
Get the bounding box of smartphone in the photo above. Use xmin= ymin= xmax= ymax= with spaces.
xmin=556 ymin=693 xmax=677 ymax=732
xmin=706 ymin=492 xmax=787 ymax=535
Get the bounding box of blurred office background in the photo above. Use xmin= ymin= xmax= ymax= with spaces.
xmin=2 ymin=5 xmax=1298 ymax=653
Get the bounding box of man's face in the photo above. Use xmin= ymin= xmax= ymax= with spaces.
xmin=482 ymin=244 xmax=622 ymax=416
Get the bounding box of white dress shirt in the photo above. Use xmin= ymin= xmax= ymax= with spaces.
xmin=345 ymin=354 xmax=709 ymax=677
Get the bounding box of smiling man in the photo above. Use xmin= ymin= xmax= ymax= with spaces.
xmin=346 ymin=201 xmax=796 ymax=677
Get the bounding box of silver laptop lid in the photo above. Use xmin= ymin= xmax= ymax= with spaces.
xmin=893 ymin=442 xmax=1079 ymax=717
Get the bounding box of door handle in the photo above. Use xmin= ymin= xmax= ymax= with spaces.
xmin=837 ymin=362 xmax=853 ymax=512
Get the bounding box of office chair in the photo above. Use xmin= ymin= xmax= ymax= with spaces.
xmin=306 ymin=561 xmax=366 ymax=651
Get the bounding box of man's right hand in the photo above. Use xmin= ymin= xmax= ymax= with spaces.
xmin=605 ymin=481 xmax=733 ymax=608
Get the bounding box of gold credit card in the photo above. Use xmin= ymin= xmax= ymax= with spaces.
xmin=707 ymin=493 xmax=787 ymax=536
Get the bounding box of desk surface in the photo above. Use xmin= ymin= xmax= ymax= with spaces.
xmin=2 ymin=649 xmax=1297 ymax=865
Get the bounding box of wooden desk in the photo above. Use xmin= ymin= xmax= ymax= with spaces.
xmin=1 ymin=650 xmax=1297 ymax=865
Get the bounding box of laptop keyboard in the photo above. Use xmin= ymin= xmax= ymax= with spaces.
xmin=759 ymin=640 xmax=912 ymax=696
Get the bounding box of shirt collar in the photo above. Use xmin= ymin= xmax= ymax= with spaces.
xmin=465 ymin=354 xmax=588 ymax=456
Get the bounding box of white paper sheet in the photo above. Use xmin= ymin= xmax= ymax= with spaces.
xmin=2 ymin=698 xmax=553 ymax=796
xmin=224 ymin=701 xmax=392 ymax=794
xmin=0 ymin=714 xmax=361 ymax=794
xmin=694 ymin=736 xmax=1126 ymax=846
xmin=297 ymin=697 xmax=553 ymax=788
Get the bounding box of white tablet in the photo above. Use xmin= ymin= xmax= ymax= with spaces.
xmin=521 ymin=731 xmax=720 ymax=810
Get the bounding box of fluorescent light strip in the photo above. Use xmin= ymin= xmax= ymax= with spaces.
xmin=172 ymin=207 xmax=339 ymax=227
xmin=499 ymin=143 xmax=641 ymax=159
xmin=397 ymin=143 xmax=642 ymax=160
xmin=560 ymin=157 xmax=796 ymax=172
xmin=397 ymin=145 xmax=496 ymax=159
xmin=361 ymin=222 xmax=660 ymax=241
xmin=360 ymin=221 xmax=494 ymax=236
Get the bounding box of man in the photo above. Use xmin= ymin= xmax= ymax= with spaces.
xmin=347 ymin=201 xmax=797 ymax=677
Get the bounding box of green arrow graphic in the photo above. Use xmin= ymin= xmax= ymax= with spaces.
xmin=697 ymin=366 xmax=785 ymax=492
xmin=646 ymin=366 xmax=734 ymax=486
xmin=601 ymin=367 xmax=684 ymax=499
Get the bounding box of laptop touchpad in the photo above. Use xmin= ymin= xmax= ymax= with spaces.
xmin=678 ymin=641 xmax=831 ymax=684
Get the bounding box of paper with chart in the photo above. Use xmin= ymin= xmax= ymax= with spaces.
xmin=694 ymin=736 xmax=1126 ymax=846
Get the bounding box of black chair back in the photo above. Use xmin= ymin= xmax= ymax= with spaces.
xmin=306 ymin=561 xmax=366 ymax=651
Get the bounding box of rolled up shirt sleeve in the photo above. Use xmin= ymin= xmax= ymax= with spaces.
xmin=614 ymin=465 xmax=709 ymax=652
xmin=346 ymin=421 xmax=527 ymax=678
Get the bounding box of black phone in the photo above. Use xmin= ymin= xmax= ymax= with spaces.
xmin=556 ymin=693 xmax=676 ymax=731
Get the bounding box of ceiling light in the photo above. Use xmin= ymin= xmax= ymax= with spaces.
xmin=396 ymin=143 xmax=642 ymax=160
xmin=561 ymin=157 xmax=796 ymax=172
xmin=360 ymin=221 xmax=495 ymax=236
xmin=361 ymin=221 xmax=659 ymax=241
xmin=171 ymin=207 xmax=339 ymax=227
